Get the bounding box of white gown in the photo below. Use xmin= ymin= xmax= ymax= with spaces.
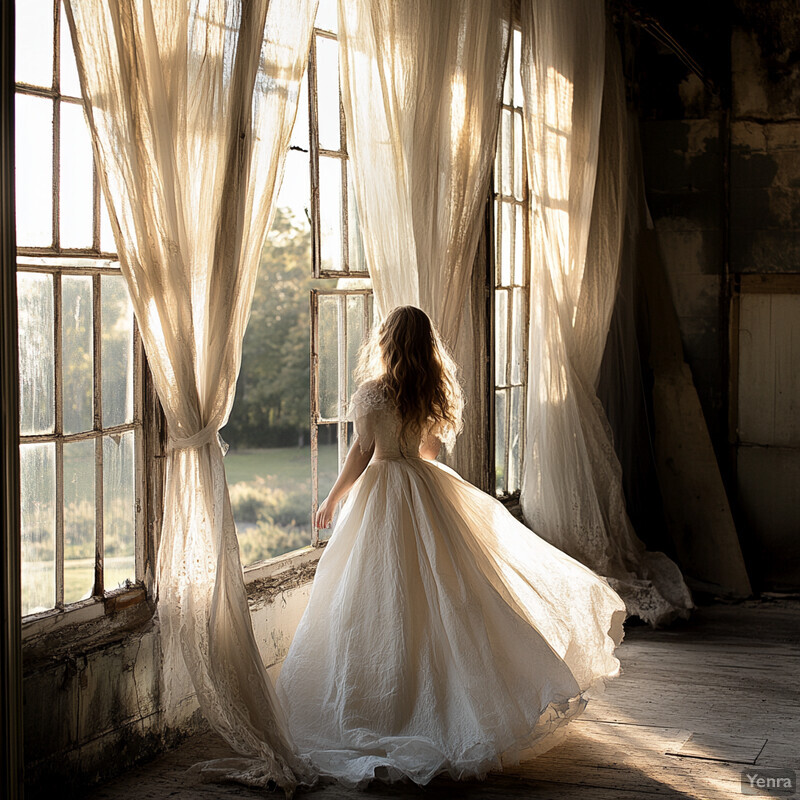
xmin=275 ymin=380 xmax=627 ymax=789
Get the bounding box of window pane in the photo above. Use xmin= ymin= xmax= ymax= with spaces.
xmin=60 ymin=1 xmax=82 ymax=97
xmin=501 ymin=202 xmax=513 ymax=285
xmin=499 ymin=109 xmax=512 ymax=197
xmin=509 ymin=385 xmax=522 ymax=494
xmin=494 ymin=288 xmax=508 ymax=385
xmin=316 ymin=35 xmax=341 ymax=152
xmin=318 ymin=293 xmax=339 ymax=419
xmin=62 ymin=275 xmax=94 ymax=434
xmin=513 ymin=29 xmax=523 ymax=106
xmin=514 ymin=203 xmax=525 ymax=285
xmin=495 ymin=390 xmax=507 ymax=496
xmin=15 ymin=0 xmax=54 ymax=88
xmin=15 ymin=93 xmax=53 ymax=247
xmin=102 ymin=275 xmax=134 ymax=427
xmin=63 ymin=438 xmax=95 ymax=604
xmin=319 ymin=156 xmax=343 ymax=272
xmin=278 ymin=148 xmax=310 ymax=230
xmin=315 ymin=0 xmax=338 ymax=33
xmin=503 ymin=35 xmax=513 ymax=106
xmin=315 ymin=422 xmax=339 ymax=540
xmin=20 ymin=442 xmax=56 ymax=616
xmin=229 ymin=449 xmax=313 ymax=567
xmin=290 ymin=69 xmax=309 ymax=152
xmin=60 ymin=101 xmax=94 ymax=249
xmin=100 ymin=193 xmax=116 ymax=254
xmin=514 ymin=110 xmax=524 ymax=201
xmin=510 ymin=287 xmax=525 ymax=386
xmin=494 ymin=200 xmax=501 ymax=285
xmin=347 ymin=166 xmax=367 ymax=273
xmin=103 ymin=431 xmax=135 ymax=590
xmin=17 ymin=272 xmax=55 ymax=436
xmin=494 ymin=114 xmax=503 ymax=192
xmin=345 ymin=293 xmax=366 ymax=400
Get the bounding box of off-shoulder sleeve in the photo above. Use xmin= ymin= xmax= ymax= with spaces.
xmin=347 ymin=381 xmax=381 ymax=454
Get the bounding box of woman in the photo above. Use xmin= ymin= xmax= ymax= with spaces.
xmin=275 ymin=305 xmax=627 ymax=789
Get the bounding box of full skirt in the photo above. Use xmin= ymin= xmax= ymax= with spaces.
xmin=276 ymin=456 xmax=627 ymax=789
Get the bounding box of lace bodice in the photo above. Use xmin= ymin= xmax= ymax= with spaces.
xmin=348 ymin=380 xmax=434 ymax=459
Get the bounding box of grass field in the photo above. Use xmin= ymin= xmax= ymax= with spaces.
xmin=224 ymin=443 xmax=339 ymax=496
xmin=21 ymin=445 xmax=342 ymax=614
xmin=225 ymin=444 xmax=340 ymax=565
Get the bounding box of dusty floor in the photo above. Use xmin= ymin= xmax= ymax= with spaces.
xmin=83 ymin=598 xmax=800 ymax=800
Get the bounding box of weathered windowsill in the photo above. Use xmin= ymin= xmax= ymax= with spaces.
xmin=244 ymin=542 xmax=326 ymax=608
xmin=22 ymin=586 xmax=153 ymax=671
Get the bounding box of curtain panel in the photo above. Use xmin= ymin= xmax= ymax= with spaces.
xmin=337 ymin=0 xmax=512 ymax=482
xmin=518 ymin=0 xmax=694 ymax=626
xmin=64 ymin=0 xmax=318 ymax=792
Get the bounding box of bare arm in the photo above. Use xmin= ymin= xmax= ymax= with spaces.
xmin=315 ymin=436 xmax=375 ymax=529
xmin=419 ymin=429 xmax=442 ymax=461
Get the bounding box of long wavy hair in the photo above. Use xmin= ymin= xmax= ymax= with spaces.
xmin=355 ymin=305 xmax=464 ymax=452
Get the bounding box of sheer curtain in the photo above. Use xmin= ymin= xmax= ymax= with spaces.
xmin=64 ymin=1 xmax=317 ymax=792
xmin=338 ymin=0 xmax=511 ymax=478
xmin=519 ymin=0 xmax=694 ymax=627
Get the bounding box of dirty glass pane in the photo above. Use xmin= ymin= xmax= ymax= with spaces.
xmin=63 ymin=438 xmax=95 ymax=604
xmin=501 ymin=202 xmax=513 ymax=285
xmin=514 ymin=203 xmax=525 ymax=285
xmin=347 ymin=167 xmax=367 ymax=273
xmin=367 ymin=292 xmax=374 ymax=329
xmin=316 ymin=35 xmax=341 ymax=152
xmin=60 ymin=101 xmax=94 ymax=249
xmin=494 ymin=390 xmax=507 ymax=497
xmin=102 ymin=274 xmax=134 ymax=427
xmin=319 ymin=156 xmax=343 ymax=272
xmin=315 ymin=422 xmax=340 ymax=539
xmin=17 ymin=272 xmax=55 ymax=436
xmin=318 ymin=293 xmax=339 ymax=419
xmin=15 ymin=93 xmax=53 ymax=247
xmin=345 ymin=293 xmax=365 ymax=401
xmin=59 ymin=1 xmax=82 ymax=98
xmin=62 ymin=275 xmax=93 ymax=434
xmin=20 ymin=442 xmax=56 ymax=616
xmin=494 ymin=288 xmax=508 ymax=385
xmin=499 ymin=109 xmax=513 ymax=197
xmin=103 ymin=431 xmax=135 ymax=591
xmin=502 ymin=35 xmax=513 ymax=106
xmin=510 ymin=287 xmax=525 ymax=386
xmin=509 ymin=385 xmax=522 ymax=494
xmin=494 ymin=114 xmax=503 ymax=192
xmin=15 ymin=0 xmax=54 ymax=88
xmin=494 ymin=201 xmax=502 ymax=285
xmin=514 ymin=111 xmax=524 ymax=201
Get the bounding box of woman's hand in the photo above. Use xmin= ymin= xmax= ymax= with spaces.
xmin=313 ymin=437 xmax=373 ymax=532
xmin=315 ymin=496 xmax=335 ymax=530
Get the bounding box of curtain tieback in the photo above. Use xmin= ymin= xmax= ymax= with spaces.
xmin=167 ymin=422 xmax=229 ymax=455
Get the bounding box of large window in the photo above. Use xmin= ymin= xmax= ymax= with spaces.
xmin=493 ymin=28 xmax=529 ymax=498
xmin=225 ymin=0 xmax=373 ymax=564
xmin=15 ymin=0 xmax=144 ymax=618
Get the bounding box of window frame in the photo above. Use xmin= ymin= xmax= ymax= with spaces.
xmin=16 ymin=0 xmax=159 ymax=636
xmin=309 ymin=286 xmax=373 ymax=545
xmin=248 ymin=9 xmax=530 ymax=574
xmin=491 ymin=26 xmax=530 ymax=500
xmin=308 ymin=22 xmax=369 ymax=280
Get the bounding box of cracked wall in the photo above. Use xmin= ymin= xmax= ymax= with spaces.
xmin=23 ymin=556 xmax=318 ymax=797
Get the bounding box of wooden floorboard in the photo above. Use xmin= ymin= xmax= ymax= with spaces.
xmin=83 ymin=598 xmax=800 ymax=800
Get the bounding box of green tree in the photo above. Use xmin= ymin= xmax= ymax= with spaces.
xmin=224 ymin=207 xmax=332 ymax=448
